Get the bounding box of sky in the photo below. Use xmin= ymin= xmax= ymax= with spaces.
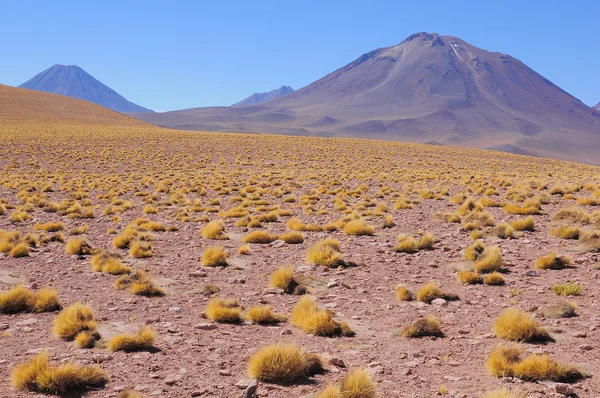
xmin=1 ymin=0 xmax=599 ymax=112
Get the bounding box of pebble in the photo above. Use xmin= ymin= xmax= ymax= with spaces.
xmin=219 ymin=369 xmax=232 ymax=376
xmin=327 ymin=281 xmax=339 ymax=288
xmin=280 ymin=328 xmax=292 ymax=335
xmin=235 ymin=379 xmax=255 ymax=390
xmin=329 ymin=358 xmax=346 ymax=368
xmin=195 ymin=323 xmax=217 ymax=330
xmin=189 ymin=270 xmax=208 ymax=277
xmin=572 ymin=331 xmax=587 ymax=338
xmin=431 ymin=298 xmax=447 ymax=306
xmin=242 ymin=380 xmax=258 ymax=398
xmin=164 ymin=373 xmax=182 ymax=385
xmin=525 ymin=270 xmax=541 ymax=277
xmin=0 ymin=324 xmax=9 ymax=331
xmin=168 ymin=307 xmax=182 ymax=313
xmin=554 ymin=383 xmax=575 ymax=395
xmin=16 ymin=318 xmax=38 ymax=326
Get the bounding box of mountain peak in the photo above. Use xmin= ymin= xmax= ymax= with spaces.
xmin=19 ymin=65 xmax=151 ymax=113
xmin=402 ymin=32 xmax=444 ymax=46
xmin=232 ymin=85 xmax=295 ymax=106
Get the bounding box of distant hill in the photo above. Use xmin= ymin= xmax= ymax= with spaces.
xmin=232 ymin=86 xmax=294 ymax=106
xmin=0 ymin=84 xmax=146 ymax=126
xmin=135 ymin=32 xmax=600 ymax=164
xmin=594 ymin=102 xmax=600 ymax=111
xmin=19 ymin=64 xmax=151 ymax=113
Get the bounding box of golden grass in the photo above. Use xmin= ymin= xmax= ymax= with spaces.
xmin=535 ymin=252 xmax=571 ymax=270
xmin=279 ymin=231 xmax=304 ymax=244
xmin=201 ymin=246 xmax=228 ymax=267
xmin=394 ymin=234 xmax=417 ymax=253
xmin=115 ymin=270 xmax=165 ymax=296
xmin=553 ymin=206 xmax=590 ymax=224
xmin=457 ymin=270 xmax=483 ymax=284
xmin=509 ymin=216 xmax=535 ymax=231
xmin=205 ymin=298 xmax=243 ymax=323
xmin=11 ymin=351 xmax=108 ymax=393
xmin=306 ymin=239 xmax=344 ymax=267
xmin=417 ymin=233 xmax=435 ymax=249
xmin=9 ymin=241 xmax=30 ymax=258
xmin=343 ymin=219 xmax=375 ymax=236
xmin=549 ymin=224 xmax=580 ymax=239
xmin=290 ymin=296 xmax=353 ymax=337
xmin=484 ymin=272 xmax=505 ymax=286
xmin=552 ymin=282 xmax=581 ymax=296
xmin=53 ymin=303 xmax=97 ymax=340
xmin=493 ymin=308 xmax=552 ymax=342
xmin=242 ymin=230 xmax=278 ymax=243
xmin=474 ymin=246 xmax=503 ymax=273
xmin=481 ymin=388 xmax=525 ymax=398
xmin=118 ymin=390 xmax=143 ymax=398
xmin=65 ymin=238 xmax=93 ymax=255
xmin=247 ymin=344 xmax=309 ymax=383
xmin=415 ymin=282 xmax=457 ymax=303
xmin=395 ymin=286 xmax=414 ymax=301
xmin=200 ymin=219 xmax=228 ymax=240
xmin=237 ymin=244 xmax=251 ymax=255
xmin=246 ymin=306 xmax=286 ymax=325
xmin=270 ymin=266 xmax=300 ymax=293
xmin=339 ymin=368 xmax=376 ymax=398
xmin=108 ymin=326 xmax=156 ymax=352
xmin=129 ymin=241 xmax=153 ymax=258
xmin=400 ymin=314 xmax=444 ymax=338
xmin=0 ymin=285 xmax=61 ymax=314
xmin=464 ymin=240 xmax=485 ymax=261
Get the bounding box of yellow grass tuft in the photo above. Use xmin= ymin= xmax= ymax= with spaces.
xmin=481 ymin=388 xmax=525 ymax=398
xmin=343 ymin=219 xmax=375 ymax=236
xmin=415 ymin=282 xmax=456 ymax=303
xmin=339 ymin=368 xmax=376 ymax=398
xmin=115 ymin=270 xmax=165 ymax=296
xmin=242 ymin=230 xmax=278 ymax=243
xmin=400 ymin=314 xmax=444 ymax=338
xmin=10 ymin=241 xmax=30 ymax=258
xmin=278 ymin=231 xmax=304 ymax=244
xmin=205 ymin=298 xmax=243 ymax=323
xmin=118 ymin=390 xmax=143 ymax=398
xmin=493 ymin=308 xmax=552 ymax=342
xmin=108 ymin=326 xmax=156 ymax=352
xmin=457 ymin=270 xmax=483 ymax=284
xmin=464 ymin=240 xmax=485 ymax=261
xmin=247 ymin=343 xmax=309 ymax=383
xmin=395 ymin=286 xmax=414 ymax=301
xmin=270 ymin=266 xmax=300 ymax=293
xmin=474 ymin=246 xmax=503 ymax=273
xmin=509 ymin=216 xmax=535 ymax=232
xmin=34 ymin=222 xmax=64 ymax=232
xmin=65 ymin=238 xmax=93 ymax=255
xmin=484 ymin=272 xmax=505 ymax=286
xmin=201 ymin=246 xmax=228 ymax=267
xmin=237 ymin=244 xmax=251 ymax=255
xmin=53 ymin=303 xmax=97 ymax=340
xmin=394 ymin=234 xmax=417 ymax=253
xmin=200 ymin=219 xmax=228 ymax=240
xmin=417 ymin=233 xmax=435 ymax=250
xmin=535 ymin=252 xmax=571 ymax=270
xmin=246 ymin=306 xmax=286 ymax=325
xmin=0 ymin=285 xmax=61 ymax=314
xmin=11 ymin=351 xmax=108 ymax=393
xmin=129 ymin=241 xmax=153 ymax=258
xmin=74 ymin=331 xmax=100 ymax=349
xmin=290 ymin=296 xmax=353 ymax=337
xmin=306 ymin=239 xmax=344 ymax=267
xmin=552 ymin=282 xmax=581 ymax=296
xmin=549 ymin=224 xmax=580 ymax=239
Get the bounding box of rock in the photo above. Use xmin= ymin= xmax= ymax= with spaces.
xmin=0 ymin=324 xmax=9 ymax=331
xmin=168 ymin=307 xmax=182 ymax=313
xmin=280 ymin=328 xmax=292 ymax=335
xmin=525 ymin=270 xmax=541 ymax=277
xmin=270 ymin=240 xmax=286 ymax=248
xmin=327 ymin=281 xmax=339 ymax=288
xmin=165 ymin=374 xmax=182 ymax=386
xmin=235 ymin=379 xmax=255 ymax=390
xmin=241 ymin=380 xmax=258 ymax=398
xmin=16 ymin=318 xmax=38 ymax=326
xmin=228 ymin=276 xmax=247 ymax=284
xmin=195 ymin=323 xmax=217 ymax=330
xmin=219 ymin=369 xmax=232 ymax=376
xmin=579 ymin=345 xmax=593 ymax=351
xmin=189 ymin=270 xmax=208 ymax=277
xmin=572 ymin=331 xmax=587 ymax=338
xmin=328 ymin=358 xmax=346 ymax=368
xmin=431 ymin=298 xmax=447 ymax=306
xmin=402 ymin=361 xmax=421 ymax=368
xmin=553 ymin=383 xmax=575 ymax=395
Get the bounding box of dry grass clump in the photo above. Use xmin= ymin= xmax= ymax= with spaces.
xmin=484 ymin=272 xmax=505 ymax=286
xmin=0 ymin=285 xmax=61 ymax=314
xmin=535 ymin=301 xmax=577 ymax=319
xmin=415 ymin=283 xmax=458 ymax=303
xmin=53 ymin=303 xmax=97 ymax=341
xmin=65 ymin=238 xmax=93 ymax=255
xmin=91 ymin=252 xmax=131 ymax=275
xmin=128 ymin=241 xmax=153 ymax=258
xmin=11 ymin=351 xmax=108 ymax=393
xmin=549 ymin=224 xmax=580 ymax=239
xmin=287 ymin=217 xmax=322 ymax=231
xmin=201 ymin=246 xmax=228 ymax=267
xmin=493 ymin=308 xmax=553 ymax=342
xmin=118 ymin=390 xmax=143 ymax=398
xmin=237 ymin=244 xmax=251 ymax=255
xmin=552 ymin=282 xmax=581 ymax=296
xmin=457 ymin=270 xmax=483 ymax=284
xmin=503 ymin=201 xmax=542 ymax=215
xmin=464 ymin=240 xmax=485 ymax=261
xmin=247 ymin=344 xmax=321 ymax=383
xmin=317 ymin=368 xmax=376 ymax=398
xmin=68 ymin=224 xmax=88 ymax=235
xmin=242 ymin=230 xmax=278 ymax=243
xmin=474 ymin=246 xmax=503 ymax=273
xmin=395 ymin=286 xmax=414 ymax=301
xmin=553 ymin=206 xmax=590 ymax=224
xmin=34 ymin=222 xmax=64 ymax=232
xmin=270 ymin=266 xmax=306 ymax=294
xmin=108 ymin=326 xmax=156 ymax=352
xmin=486 ymin=345 xmax=584 ymax=382
xmin=290 ymin=296 xmax=353 ymax=337
xmin=205 ymin=298 xmax=243 ymax=323
xmin=491 ymin=223 xmax=514 ymax=239
xmin=481 ymin=388 xmax=525 ymax=398
xmin=393 ymin=234 xmax=417 ymax=253
xmin=509 ymin=216 xmax=535 ymax=232
xmin=535 ymin=252 xmax=571 ymax=270
xmin=9 ymin=241 xmax=30 ymax=257
xmin=115 ymin=270 xmax=165 ymax=296
xmin=278 ymin=231 xmax=304 ymax=244
xmin=246 ymin=306 xmax=286 ymax=325
xmin=400 ymin=314 xmax=444 ymax=338
xmin=307 ymin=239 xmax=344 ymax=267
xmin=343 ymin=219 xmax=375 ymax=236
xmin=200 ymin=219 xmax=228 ymax=240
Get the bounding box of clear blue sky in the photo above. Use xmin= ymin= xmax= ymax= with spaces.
xmin=1 ymin=0 xmax=598 ymax=112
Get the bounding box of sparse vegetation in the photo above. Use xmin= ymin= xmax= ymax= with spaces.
xmin=400 ymin=314 xmax=444 ymax=338
xmin=205 ymin=298 xmax=243 ymax=323
xmin=108 ymin=326 xmax=156 ymax=352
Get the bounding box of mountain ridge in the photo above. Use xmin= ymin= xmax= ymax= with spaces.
xmin=19 ymin=64 xmax=151 ymax=113
xmin=233 ymin=86 xmax=294 ymax=106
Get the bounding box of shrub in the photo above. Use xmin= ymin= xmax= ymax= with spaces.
xmin=484 ymin=272 xmax=505 ymax=286
xmin=115 ymin=270 xmax=165 ymax=296
xmin=129 ymin=241 xmax=153 ymax=258
xmin=394 ymin=234 xmax=417 ymax=253
xmin=512 ymin=354 xmax=584 ymax=382
xmin=201 ymin=246 xmax=228 ymax=267
xmin=205 ymin=298 xmax=243 ymax=323
xmin=535 ymin=301 xmax=577 ymax=319
xmin=343 ymin=219 xmax=375 ymax=236
xmin=246 ymin=306 xmax=286 ymax=325
xmin=270 ymin=266 xmax=301 ymax=294
xmin=74 ymin=331 xmax=100 ymax=348
xmin=492 ymin=223 xmax=514 ymax=239
xmin=290 ymin=296 xmax=353 ymax=337
xmin=108 ymin=326 xmax=156 ymax=352
xmin=486 ymin=345 xmax=522 ymax=377
xmin=464 ymin=240 xmax=485 ymax=261
xmin=10 ymin=241 xmax=30 ymax=258
xmin=247 ymin=344 xmax=310 ymax=383
xmin=395 ymin=286 xmax=413 ymax=301
xmin=400 ymin=315 xmax=444 ymax=338
xmin=509 ymin=216 xmax=535 ymax=232
xmin=65 ymin=238 xmax=93 ymax=255
xmin=553 ymin=206 xmax=590 ymax=224
xmin=53 ymin=303 xmax=97 ymax=340
xmin=549 ymin=224 xmax=580 ymax=239
xmin=535 ymin=252 xmax=571 ymax=270
xmin=91 ymin=252 xmax=131 ymax=275
xmin=306 ymin=239 xmax=344 ymax=267
xmin=416 ymin=233 xmax=435 ymax=250
xmin=11 ymin=351 xmax=108 ymax=393
xmin=552 ymin=282 xmax=581 ymax=296
xmin=279 ymin=231 xmax=304 ymax=244
xmin=457 ymin=270 xmax=482 ymax=284
xmin=339 ymin=368 xmax=376 ymax=398
xmin=200 ymin=219 xmax=228 ymax=240
xmin=242 ymin=230 xmax=278 ymax=244
xmin=383 ymin=215 xmax=395 ymax=228
xmin=0 ymin=286 xmax=61 ymax=314
xmin=237 ymin=244 xmax=251 ymax=255
xmin=474 ymin=246 xmax=503 ymax=273
xmin=493 ymin=308 xmax=552 ymax=342
xmin=416 ymin=283 xmax=457 ymax=303
xmin=34 ymin=222 xmax=64 ymax=232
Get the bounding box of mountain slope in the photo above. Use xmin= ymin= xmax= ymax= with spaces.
xmin=232 ymin=86 xmax=294 ymax=106
xmin=19 ymin=65 xmax=151 ymax=113
xmin=135 ymin=32 xmax=600 ymax=164
xmin=0 ymin=84 xmax=146 ymax=126
xmin=594 ymin=102 xmax=600 ymax=111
